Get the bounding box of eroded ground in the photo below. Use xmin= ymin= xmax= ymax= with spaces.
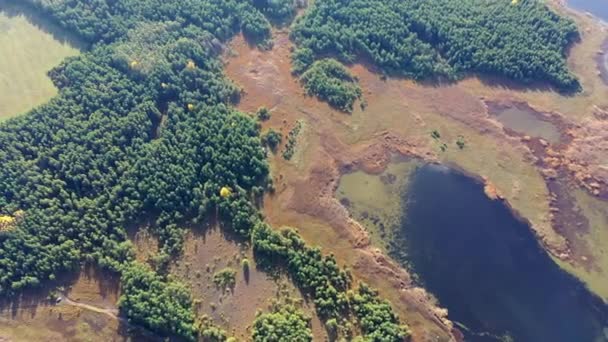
xmin=224 ymin=2 xmax=608 ymax=340
xmin=0 ymin=1 xmax=606 ymax=341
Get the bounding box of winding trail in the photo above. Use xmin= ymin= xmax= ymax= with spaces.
xmin=57 ymin=293 xmax=162 ymax=340
xmin=59 ymin=293 xmax=122 ymax=321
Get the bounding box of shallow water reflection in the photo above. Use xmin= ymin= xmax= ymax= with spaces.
xmin=399 ymin=165 xmax=608 ymax=342
xmin=490 ymin=106 xmax=561 ymax=144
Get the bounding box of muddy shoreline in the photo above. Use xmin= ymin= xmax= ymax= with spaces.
xmin=596 ymin=38 xmax=608 ymax=85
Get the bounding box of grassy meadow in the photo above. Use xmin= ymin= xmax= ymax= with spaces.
xmin=0 ymin=2 xmax=82 ymax=120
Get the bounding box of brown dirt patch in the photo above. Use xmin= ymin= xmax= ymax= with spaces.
xmin=225 ymin=31 xmax=458 ymax=341
xmin=170 ymin=225 xmax=327 ymax=341
xmin=0 ymin=268 xmax=126 ymax=342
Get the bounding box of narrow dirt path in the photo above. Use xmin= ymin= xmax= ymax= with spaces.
xmin=59 ymin=293 xmax=122 ymax=321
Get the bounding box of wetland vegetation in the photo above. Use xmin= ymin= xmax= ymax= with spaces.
xmin=0 ymin=0 xmax=406 ymax=340
xmin=338 ymin=162 xmax=608 ymax=342
xmin=487 ymin=103 xmax=562 ymax=144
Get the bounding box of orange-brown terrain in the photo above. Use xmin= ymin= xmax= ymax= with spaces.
xmin=170 ymin=226 xmax=327 ymax=340
xmin=0 ymin=268 xmax=132 ymax=342
xmin=223 ymin=1 xmax=608 ymax=341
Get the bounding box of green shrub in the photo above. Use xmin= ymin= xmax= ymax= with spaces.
xmin=300 ymin=59 xmax=362 ymax=112
xmin=213 ymin=268 xmax=237 ymax=289
xmin=252 ymin=304 xmax=312 ymax=342
xmin=262 ymin=129 xmax=283 ymax=151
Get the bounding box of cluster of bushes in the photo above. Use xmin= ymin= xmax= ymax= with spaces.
xmin=300 ymin=59 xmax=362 ymax=112
xmin=119 ymin=262 xmax=197 ymax=340
xmin=282 ymin=120 xmax=303 ymax=160
xmin=212 ymin=268 xmax=237 ymax=289
xmin=349 ymin=283 xmax=411 ymax=341
xmin=252 ymin=224 xmax=409 ymax=340
xmin=290 ymin=0 xmax=580 ymax=92
xmin=252 ymin=304 xmax=313 ymax=341
xmin=261 ymin=129 xmax=283 ymax=151
xmin=253 ymin=224 xmax=350 ymax=320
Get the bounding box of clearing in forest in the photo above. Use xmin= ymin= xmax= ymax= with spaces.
xmin=0 ymin=2 xmax=82 ymax=120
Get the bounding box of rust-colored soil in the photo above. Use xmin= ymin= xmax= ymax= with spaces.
xmin=224 ymin=3 xmax=608 ymax=340
xmin=225 ymin=32 xmax=456 ymax=341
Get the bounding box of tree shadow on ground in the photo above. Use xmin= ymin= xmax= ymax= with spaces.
xmin=0 ymin=0 xmax=88 ymax=50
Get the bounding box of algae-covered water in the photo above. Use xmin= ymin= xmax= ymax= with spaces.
xmin=338 ymin=162 xmax=608 ymax=342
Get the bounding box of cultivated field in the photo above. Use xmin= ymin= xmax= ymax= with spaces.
xmin=0 ymin=1 xmax=83 ymax=120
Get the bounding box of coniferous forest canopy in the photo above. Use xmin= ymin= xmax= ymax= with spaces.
xmin=0 ymin=0 xmax=581 ymax=340
xmin=291 ymin=0 xmax=580 ymax=95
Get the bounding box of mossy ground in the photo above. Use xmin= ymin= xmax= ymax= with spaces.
xmin=336 ymin=158 xmax=420 ymax=254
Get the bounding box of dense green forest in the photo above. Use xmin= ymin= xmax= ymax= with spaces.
xmin=0 ymin=0 xmax=407 ymax=340
xmin=291 ymin=0 xmax=580 ymax=92
xmin=119 ymin=262 xmax=198 ymax=339
xmin=252 ymin=224 xmax=410 ymax=340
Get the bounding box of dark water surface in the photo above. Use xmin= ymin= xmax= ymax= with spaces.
xmin=567 ymin=0 xmax=608 ymax=21
xmin=399 ymin=165 xmax=608 ymax=342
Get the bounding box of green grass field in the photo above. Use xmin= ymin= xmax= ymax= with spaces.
xmin=0 ymin=4 xmax=82 ymax=120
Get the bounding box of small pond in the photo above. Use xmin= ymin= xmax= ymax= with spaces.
xmin=489 ymin=106 xmax=561 ymax=144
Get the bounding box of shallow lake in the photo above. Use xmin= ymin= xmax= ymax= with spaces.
xmin=567 ymin=0 xmax=608 ymax=22
xmin=398 ymin=164 xmax=608 ymax=341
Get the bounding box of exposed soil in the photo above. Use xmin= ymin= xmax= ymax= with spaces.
xmin=225 ymin=32 xmax=457 ymax=341
xmin=170 ymin=224 xmax=327 ymax=341
xmin=0 ymin=268 xmax=128 ymax=342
